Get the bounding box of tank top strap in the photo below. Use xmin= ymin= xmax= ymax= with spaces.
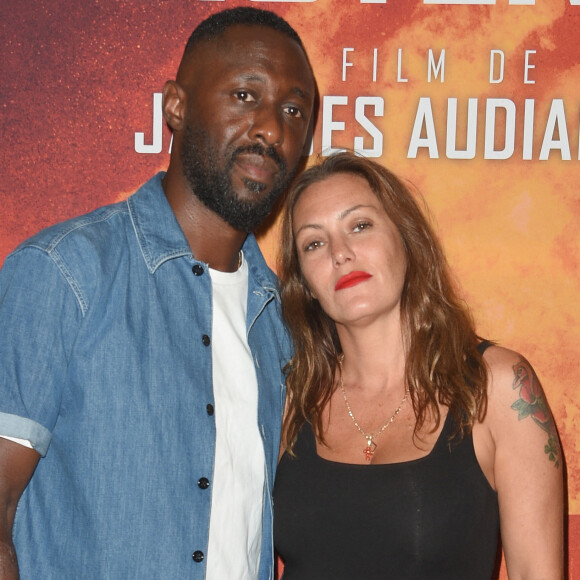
xmin=477 ymin=339 xmax=493 ymax=355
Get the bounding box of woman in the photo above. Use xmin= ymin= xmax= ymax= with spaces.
xmin=273 ymin=152 xmax=563 ymax=579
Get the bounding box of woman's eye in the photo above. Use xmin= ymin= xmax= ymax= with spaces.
xmin=353 ymin=221 xmax=372 ymax=232
xmin=304 ymin=240 xmax=323 ymax=252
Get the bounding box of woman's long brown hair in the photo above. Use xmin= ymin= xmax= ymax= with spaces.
xmin=279 ymin=152 xmax=488 ymax=453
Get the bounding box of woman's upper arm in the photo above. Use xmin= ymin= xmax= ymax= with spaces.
xmin=484 ymin=346 xmax=564 ymax=579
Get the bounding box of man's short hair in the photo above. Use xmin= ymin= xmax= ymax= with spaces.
xmin=183 ymin=7 xmax=307 ymax=57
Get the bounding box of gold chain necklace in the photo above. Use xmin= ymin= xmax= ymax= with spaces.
xmin=339 ymin=363 xmax=408 ymax=463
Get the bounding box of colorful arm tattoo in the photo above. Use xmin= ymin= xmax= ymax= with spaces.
xmin=511 ymin=359 xmax=560 ymax=468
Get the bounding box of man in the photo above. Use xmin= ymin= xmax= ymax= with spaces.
xmin=0 ymin=7 xmax=316 ymax=579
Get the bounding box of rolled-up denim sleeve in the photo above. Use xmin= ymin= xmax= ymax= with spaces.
xmin=0 ymin=413 xmax=51 ymax=456
xmin=0 ymin=246 xmax=82 ymax=456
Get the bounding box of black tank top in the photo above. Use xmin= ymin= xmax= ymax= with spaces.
xmin=274 ymin=403 xmax=499 ymax=579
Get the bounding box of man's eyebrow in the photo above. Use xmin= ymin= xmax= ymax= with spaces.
xmin=290 ymin=86 xmax=310 ymax=100
xmin=237 ymin=73 xmax=263 ymax=83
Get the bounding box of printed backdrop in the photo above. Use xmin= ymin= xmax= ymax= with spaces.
xmin=1 ymin=1 xmax=578 ymax=577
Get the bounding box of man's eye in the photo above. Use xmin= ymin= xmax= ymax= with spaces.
xmin=284 ymin=105 xmax=303 ymax=118
xmin=235 ymin=91 xmax=255 ymax=102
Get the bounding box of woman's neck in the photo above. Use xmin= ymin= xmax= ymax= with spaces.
xmin=337 ymin=318 xmax=406 ymax=396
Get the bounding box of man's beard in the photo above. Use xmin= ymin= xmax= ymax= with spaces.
xmin=181 ymin=124 xmax=294 ymax=232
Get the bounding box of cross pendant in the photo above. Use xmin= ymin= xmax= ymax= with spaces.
xmin=363 ymin=437 xmax=377 ymax=462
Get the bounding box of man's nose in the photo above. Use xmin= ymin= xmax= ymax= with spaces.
xmin=250 ymin=104 xmax=283 ymax=147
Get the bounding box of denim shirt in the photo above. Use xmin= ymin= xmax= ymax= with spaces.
xmin=0 ymin=173 xmax=290 ymax=579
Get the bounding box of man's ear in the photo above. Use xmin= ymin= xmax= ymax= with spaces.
xmin=162 ymin=80 xmax=186 ymax=131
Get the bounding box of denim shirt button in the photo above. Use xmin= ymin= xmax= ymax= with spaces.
xmin=202 ymin=334 xmax=210 ymax=346
xmin=197 ymin=477 xmax=210 ymax=490
xmin=206 ymin=404 xmax=214 ymax=416
xmin=192 ymin=550 xmax=204 ymax=563
xmin=192 ymin=264 xmax=204 ymax=276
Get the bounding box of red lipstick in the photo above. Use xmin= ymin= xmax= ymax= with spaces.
xmin=335 ymin=271 xmax=372 ymax=291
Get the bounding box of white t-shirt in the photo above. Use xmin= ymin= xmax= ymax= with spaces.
xmin=206 ymin=256 xmax=266 ymax=579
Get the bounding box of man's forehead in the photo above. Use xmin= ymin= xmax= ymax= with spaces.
xmin=182 ymin=25 xmax=313 ymax=86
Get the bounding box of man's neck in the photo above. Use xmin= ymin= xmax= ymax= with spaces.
xmin=162 ymin=171 xmax=248 ymax=272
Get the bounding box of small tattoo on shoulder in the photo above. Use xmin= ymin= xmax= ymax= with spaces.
xmin=511 ymin=359 xmax=560 ymax=468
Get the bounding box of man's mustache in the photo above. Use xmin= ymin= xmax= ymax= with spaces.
xmin=232 ymin=144 xmax=286 ymax=173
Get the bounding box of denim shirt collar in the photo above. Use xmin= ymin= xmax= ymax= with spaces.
xmin=127 ymin=172 xmax=280 ymax=301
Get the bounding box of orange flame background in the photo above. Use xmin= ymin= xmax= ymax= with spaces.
xmin=1 ymin=1 xmax=578 ymax=577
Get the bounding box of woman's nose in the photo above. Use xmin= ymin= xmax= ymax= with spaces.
xmin=331 ymin=238 xmax=354 ymax=266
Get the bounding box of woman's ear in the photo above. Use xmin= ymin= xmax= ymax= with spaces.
xmin=304 ymin=281 xmax=317 ymax=301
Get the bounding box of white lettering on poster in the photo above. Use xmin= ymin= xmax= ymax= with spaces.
xmin=134 ymin=34 xmax=577 ymax=161
xmin=524 ymin=50 xmax=536 ymax=84
xmin=428 ymin=50 xmax=445 ymax=82
xmin=489 ymin=50 xmax=504 ymax=84
xmin=447 ymin=98 xmax=478 ymax=159
xmin=337 ymin=47 xmax=541 ymax=84
xmin=135 ymin=93 xmax=163 ymax=154
xmin=539 ymin=100 xmax=571 ymax=161
xmin=321 ymin=96 xmax=348 ymax=155
xmin=397 ymin=48 xmax=408 ymax=83
xmin=407 ymin=97 xmax=575 ymax=160
xmin=342 ymin=48 xmax=355 ymax=81
xmin=354 ymin=97 xmax=385 ymax=157
xmin=485 ymin=99 xmax=517 ymax=160
xmin=321 ymin=96 xmax=385 ymax=157
xmin=408 ymin=97 xmax=439 ymax=158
